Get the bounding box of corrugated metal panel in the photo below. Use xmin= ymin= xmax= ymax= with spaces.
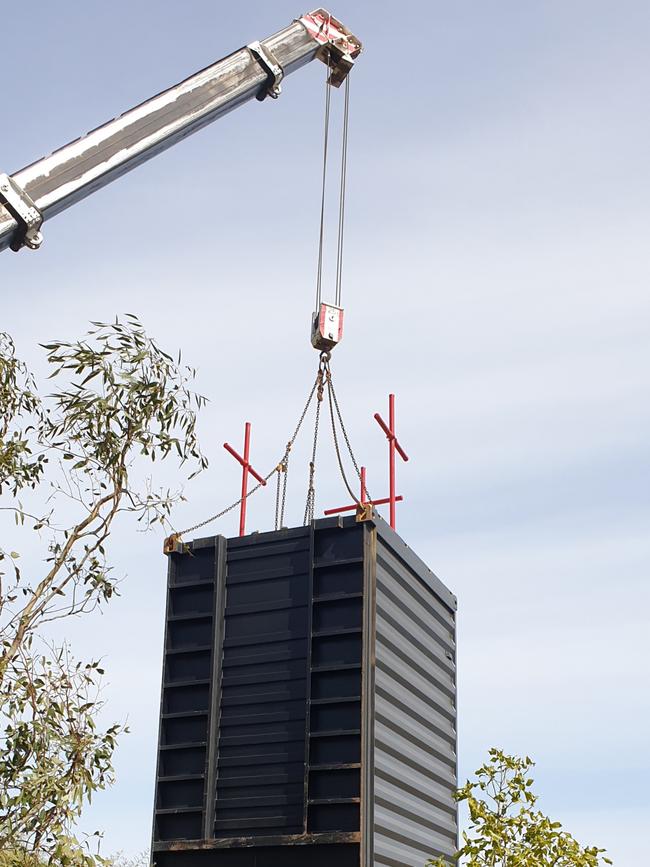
xmin=372 ymin=523 xmax=458 ymax=866
xmin=215 ymin=529 xmax=311 ymax=837
xmin=151 ymin=516 xmax=457 ymax=867
xmin=307 ymin=522 xmax=364 ymax=836
xmin=152 ymin=537 xmax=224 ymax=843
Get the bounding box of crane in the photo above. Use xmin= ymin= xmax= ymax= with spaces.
xmin=0 ymin=9 xmax=361 ymax=254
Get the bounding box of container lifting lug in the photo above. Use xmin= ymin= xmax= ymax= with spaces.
xmin=163 ymin=534 xmax=184 ymax=555
xmin=311 ymin=302 xmax=344 ymax=352
xmin=0 ymin=173 xmax=43 ymax=252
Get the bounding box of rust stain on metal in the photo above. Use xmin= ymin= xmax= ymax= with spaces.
xmin=158 ymin=831 xmax=361 ymax=852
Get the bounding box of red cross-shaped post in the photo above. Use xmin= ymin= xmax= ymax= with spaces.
xmin=323 ymin=466 xmax=404 ymax=517
xmin=223 ymin=422 xmax=266 ymax=537
xmin=374 ymin=394 xmax=409 ymax=530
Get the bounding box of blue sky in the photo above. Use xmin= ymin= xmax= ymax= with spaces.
xmin=2 ymin=1 xmax=649 ymax=863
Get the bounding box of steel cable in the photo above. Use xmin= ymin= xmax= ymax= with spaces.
xmin=315 ymin=60 xmax=332 ymax=311
xmin=303 ymin=368 xmax=324 ymax=524
xmin=323 ymin=360 xmax=367 ymax=507
xmin=335 ymin=75 xmax=350 ymax=307
xmin=316 ymin=53 xmax=350 ymax=311
xmin=169 ymin=359 xmax=365 ymax=541
xmin=327 ymin=362 xmax=364 ymax=490
xmin=173 ymin=366 xmax=322 ymax=539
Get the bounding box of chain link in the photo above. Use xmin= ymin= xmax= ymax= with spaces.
xmin=279 ymin=444 xmax=290 ymax=528
xmin=274 ymin=465 xmax=282 ymax=531
xmin=169 ymin=354 xmax=364 ymax=542
xmin=323 ymin=360 xmax=368 ymax=506
xmin=327 ymin=364 xmax=366 ymax=494
xmin=303 ymin=368 xmax=324 ymax=524
xmin=172 ymin=363 xmax=323 ymax=540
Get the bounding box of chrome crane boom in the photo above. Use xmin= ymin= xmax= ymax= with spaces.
xmin=0 ymin=9 xmax=361 ymax=254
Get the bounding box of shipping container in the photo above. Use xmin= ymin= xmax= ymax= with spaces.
xmin=152 ymin=513 xmax=457 ymax=866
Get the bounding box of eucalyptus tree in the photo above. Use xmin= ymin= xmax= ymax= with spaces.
xmin=429 ymin=749 xmax=612 ymax=867
xmin=0 ymin=318 xmax=207 ymax=864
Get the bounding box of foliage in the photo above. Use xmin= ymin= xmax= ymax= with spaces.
xmin=0 ymin=333 xmax=45 ymax=496
xmin=0 ymin=852 xmax=42 ymax=867
xmin=0 ymin=318 xmax=207 ymax=864
xmin=0 ymin=848 xmax=150 ymax=867
xmin=428 ymin=749 xmax=612 ymax=866
xmin=104 ymin=853 xmax=149 ymax=867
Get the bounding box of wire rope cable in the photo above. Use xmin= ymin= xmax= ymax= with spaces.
xmin=335 ymin=75 xmax=350 ymax=307
xmin=328 ymin=361 xmax=364 ymax=488
xmin=315 ymin=60 xmax=332 ymax=311
xmin=303 ymin=367 xmax=325 ymax=524
xmin=167 ymin=355 xmax=369 ymax=544
xmin=315 ymin=54 xmax=351 ymax=311
xmin=169 ymin=29 xmax=359 ymax=546
xmin=323 ymin=359 xmax=367 ymax=506
xmin=173 ymin=365 xmax=322 ymax=539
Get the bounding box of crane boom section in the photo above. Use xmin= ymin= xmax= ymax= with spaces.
xmin=0 ymin=10 xmax=361 ymax=253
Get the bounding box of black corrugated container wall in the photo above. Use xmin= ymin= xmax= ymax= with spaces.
xmin=151 ymin=514 xmax=457 ymax=867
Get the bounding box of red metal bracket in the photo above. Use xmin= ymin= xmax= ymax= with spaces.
xmin=323 ymin=466 xmax=404 ymax=518
xmin=223 ymin=422 xmax=266 ymax=537
xmin=373 ymin=394 xmax=409 ymax=530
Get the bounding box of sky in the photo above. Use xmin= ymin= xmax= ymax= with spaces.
xmin=2 ymin=1 xmax=649 ymax=863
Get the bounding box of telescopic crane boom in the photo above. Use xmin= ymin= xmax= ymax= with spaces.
xmin=0 ymin=9 xmax=361 ymax=254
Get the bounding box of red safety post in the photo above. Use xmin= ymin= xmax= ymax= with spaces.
xmin=223 ymin=422 xmax=266 ymax=537
xmin=373 ymin=394 xmax=409 ymax=530
xmin=323 ymin=466 xmax=404 ymax=516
